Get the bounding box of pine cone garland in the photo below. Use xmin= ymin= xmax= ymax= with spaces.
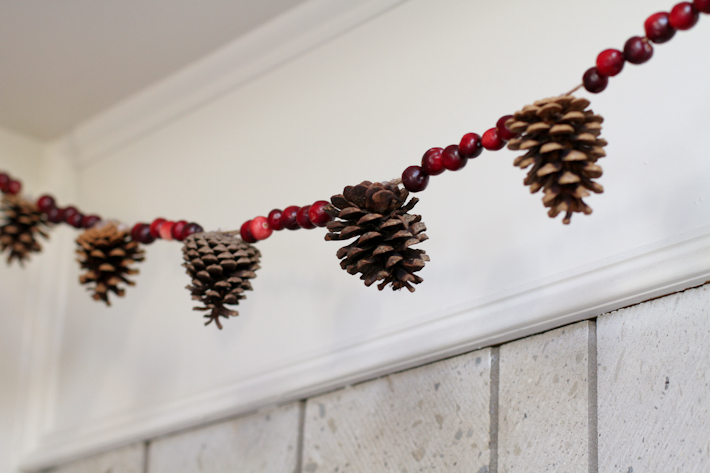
xmin=506 ymin=95 xmax=607 ymax=224
xmin=325 ymin=180 xmax=429 ymax=292
xmin=76 ymin=222 xmax=145 ymax=305
xmin=182 ymin=231 xmax=261 ymax=329
xmin=0 ymin=195 xmax=51 ymax=265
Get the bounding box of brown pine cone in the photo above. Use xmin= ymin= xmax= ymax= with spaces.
xmin=182 ymin=231 xmax=260 ymax=329
xmin=76 ymin=222 xmax=145 ymax=305
xmin=506 ymin=95 xmax=607 ymax=224
xmin=0 ymin=195 xmax=51 ymax=265
xmin=325 ymin=179 xmax=429 ymax=292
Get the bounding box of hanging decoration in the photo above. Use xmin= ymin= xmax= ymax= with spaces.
xmin=325 ymin=180 xmax=429 ymax=292
xmin=0 ymin=0 xmax=708 ymax=327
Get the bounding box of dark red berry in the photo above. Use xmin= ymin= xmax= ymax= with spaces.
xmin=442 ymin=145 xmax=466 ymax=171
xmin=47 ymin=207 xmax=63 ymax=224
xmin=459 ymin=134 xmax=483 ymax=159
xmin=481 ymin=128 xmax=505 ymax=150
xmin=138 ymin=224 xmax=156 ymax=244
xmin=583 ymin=67 xmax=609 ymax=93
xmin=645 ymin=12 xmax=676 ymax=43
xmin=67 ymin=212 xmax=84 ymax=228
xmin=82 ymin=215 xmax=101 ymax=228
xmin=623 ymin=37 xmax=654 ymax=64
xmin=496 ymin=115 xmax=516 ymax=141
xmin=309 ymin=201 xmax=332 ymax=227
xmin=249 ymin=216 xmax=272 ymax=240
xmin=695 ymin=0 xmax=710 ymax=13
xmin=63 ymin=206 xmax=79 ymax=223
xmin=0 ymin=173 xmax=9 ymax=193
xmin=296 ymin=206 xmax=315 ymax=229
xmin=131 ymin=223 xmax=144 ymax=241
xmin=402 ymin=165 xmax=429 ymax=192
xmin=240 ymin=220 xmax=257 ymax=243
xmin=37 ymin=195 xmax=57 ymax=212
xmin=7 ymin=180 xmax=21 ymax=195
xmin=181 ymin=222 xmax=203 ymax=240
xmin=421 ymin=148 xmax=445 ymax=175
xmin=281 ymin=206 xmax=300 ymax=230
xmin=267 ymin=209 xmax=284 ymax=231
xmin=159 ymin=221 xmax=175 ymax=240
xmin=596 ymin=49 xmax=625 ymax=77
xmin=149 ymin=218 xmax=166 ymax=238
xmin=171 ymin=220 xmax=187 ymax=240
xmin=669 ymin=2 xmax=699 ymax=29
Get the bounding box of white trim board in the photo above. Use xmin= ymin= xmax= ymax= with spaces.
xmin=67 ymin=0 xmax=410 ymax=169
xmin=20 ymin=225 xmax=710 ymax=471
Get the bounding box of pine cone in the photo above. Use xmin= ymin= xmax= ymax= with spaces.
xmin=506 ymin=95 xmax=607 ymax=224
xmin=76 ymin=222 xmax=145 ymax=305
xmin=325 ymin=180 xmax=429 ymax=292
xmin=0 ymin=195 xmax=51 ymax=265
xmin=182 ymin=231 xmax=261 ymax=329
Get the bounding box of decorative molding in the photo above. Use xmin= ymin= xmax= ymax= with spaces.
xmin=68 ymin=0 xmax=410 ymax=169
xmin=20 ymin=225 xmax=710 ymax=471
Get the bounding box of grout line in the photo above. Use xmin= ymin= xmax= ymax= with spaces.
xmin=142 ymin=440 xmax=151 ymax=473
xmin=295 ymin=400 xmax=307 ymax=473
xmin=588 ymin=320 xmax=598 ymax=473
xmin=489 ymin=345 xmax=500 ymax=473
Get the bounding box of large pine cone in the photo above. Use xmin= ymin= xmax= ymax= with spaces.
xmin=76 ymin=222 xmax=145 ymax=305
xmin=182 ymin=231 xmax=260 ymax=329
xmin=0 ymin=195 xmax=51 ymax=265
xmin=325 ymin=180 xmax=429 ymax=292
xmin=506 ymin=95 xmax=607 ymax=224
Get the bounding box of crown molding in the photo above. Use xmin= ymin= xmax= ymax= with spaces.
xmin=66 ymin=0 xmax=409 ymax=169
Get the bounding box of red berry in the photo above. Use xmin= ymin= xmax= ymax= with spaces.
xmin=296 ymin=206 xmax=315 ymax=229
xmin=37 ymin=195 xmax=57 ymax=212
xmin=7 ymin=180 xmax=21 ymax=195
xmin=421 ymin=147 xmax=445 ymax=175
xmin=181 ymin=222 xmax=203 ymax=240
xmin=496 ymin=115 xmax=516 ymax=141
xmin=267 ymin=209 xmax=284 ymax=231
xmin=309 ymin=201 xmax=332 ymax=227
xmin=623 ymin=37 xmax=654 ymax=64
xmin=280 ymin=206 xmax=300 ymax=230
xmin=138 ymin=224 xmax=156 ymax=244
xmin=459 ymin=134 xmax=483 ymax=159
xmin=171 ymin=220 xmax=187 ymax=240
xmin=63 ymin=206 xmax=79 ymax=223
xmin=82 ymin=215 xmax=101 ymax=228
xmin=149 ymin=218 xmax=166 ymax=238
xmin=645 ymin=12 xmax=676 ymax=43
xmin=481 ymin=128 xmax=505 ymax=151
xmin=249 ymin=216 xmax=273 ymax=240
xmin=0 ymin=173 xmax=9 ymax=193
xmin=131 ymin=223 xmax=144 ymax=241
xmin=67 ymin=212 xmax=84 ymax=228
xmin=669 ymin=2 xmax=699 ymax=29
xmin=583 ymin=67 xmax=608 ymax=93
xmin=47 ymin=207 xmax=63 ymax=224
xmin=596 ymin=49 xmax=625 ymax=77
xmin=442 ymin=145 xmax=466 ymax=171
xmin=402 ymin=165 xmax=429 ymax=192
xmin=695 ymin=0 xmax=710 ymax=13
xmin=159 ymin=221 xmax=175 ymax=240
xmin=240 ymin=220 xmax=257 ymax=243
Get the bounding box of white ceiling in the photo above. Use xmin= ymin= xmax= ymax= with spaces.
xmin=0 ymin=0 xmax=309 ymax=140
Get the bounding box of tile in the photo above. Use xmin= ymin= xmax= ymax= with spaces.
xmin=598 ymin=285 xmax=710 ymax=472
xmin=148 ymin=402 xmax=301 ymax=473
xmin=498 ymin=321 xmax=593 ymax=472
xmin=302 ymin=348 xmax=492 ymax=473
xmin=48 ymin=443 xmax=145 ymax=473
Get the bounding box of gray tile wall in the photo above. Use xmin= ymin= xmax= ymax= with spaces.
xmin=43 ymin=285 xmax=710 ymax=473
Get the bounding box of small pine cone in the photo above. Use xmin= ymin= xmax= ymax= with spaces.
xmin=182 ymin=231 xmax=261 ymax=329
xmin=0 ymin=195 xmax=51 ymax=265
xmin=76 ymin=222 xmax=145 ymax=305
xmin=506 ymin=95 xmax=607 ymax=224
xmin=325 ymin=180 xmax=429 ymax=292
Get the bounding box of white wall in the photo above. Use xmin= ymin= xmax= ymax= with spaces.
xmin=8 ymin=0 xmax=710 ymax=469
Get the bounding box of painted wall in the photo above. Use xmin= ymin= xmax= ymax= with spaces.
xmin=5 ymin=0 xmax=710 ymax=469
